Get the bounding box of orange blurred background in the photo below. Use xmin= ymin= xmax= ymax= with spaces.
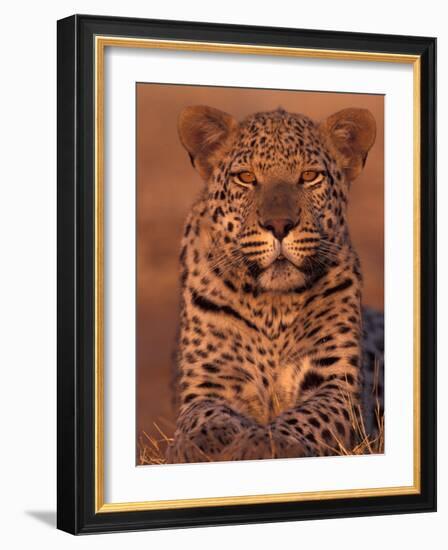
xmin=136 ymin=84 xmax=384 ymax=457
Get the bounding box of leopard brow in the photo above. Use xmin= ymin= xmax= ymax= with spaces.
xmin=229 ymin=166 xmax=253 ymax=174
xmin=302 ymin=165 xmax=326 ymax=172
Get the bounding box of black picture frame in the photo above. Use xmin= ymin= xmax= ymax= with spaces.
xmin=57 ymin=14 xmax=436 ymax=534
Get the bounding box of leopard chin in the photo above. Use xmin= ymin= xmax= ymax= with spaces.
xmin=257 ymin=259 xmax=306 ymax=292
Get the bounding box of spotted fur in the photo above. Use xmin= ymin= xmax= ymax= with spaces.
xmin=166 ymin=106 xmax=384 ymax=463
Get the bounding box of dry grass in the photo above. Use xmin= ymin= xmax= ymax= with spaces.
xmin=138 ymin=389 xmax=384 ymax=465
xmin=138 ymin=421 xmax=174 ymax=466
xmin=331 ymin=386 xmax=384 ymax=457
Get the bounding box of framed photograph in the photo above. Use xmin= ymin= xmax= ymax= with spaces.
xmin=57 ymin=14 xmax=436 ymax=534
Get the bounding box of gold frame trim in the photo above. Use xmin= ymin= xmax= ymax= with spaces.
xmin=94 ymin=36 xmax=421 ymax=513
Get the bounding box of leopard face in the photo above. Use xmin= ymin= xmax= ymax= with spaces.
xmin=179 ymin=107 xmax=375 ymax=293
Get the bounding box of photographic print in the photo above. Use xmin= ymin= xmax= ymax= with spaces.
xmin=58 ymin=16 xmax=435 ymax=533
xmin=136 ymin=84 xmax=385 ymax=465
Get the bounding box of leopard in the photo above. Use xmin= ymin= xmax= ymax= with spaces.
xmin=165 ymin=104 xmax=384 ymax=463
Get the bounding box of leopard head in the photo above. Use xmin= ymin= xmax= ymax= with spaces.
xmin=178 ymin=105 xmax=376 ymax=292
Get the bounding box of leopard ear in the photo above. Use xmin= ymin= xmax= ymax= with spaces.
xmin=321 ymin=108 xmax=376 ymax=181
xmin=178 ymin=105 xmax=237 ymax=180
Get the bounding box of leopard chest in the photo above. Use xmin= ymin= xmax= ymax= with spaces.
xmin=236 ymin=339 xmax=313 ymax=425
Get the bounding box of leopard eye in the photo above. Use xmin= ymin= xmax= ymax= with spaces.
xmin=301 ymin=170 xmax=318 ymax=182
xmin=234 ymin=171 xmax=257 ymax=187
xmin=300 ymin=170 xmax=325 ymax=186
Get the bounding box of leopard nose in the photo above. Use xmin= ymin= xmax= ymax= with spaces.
xmin=261 ymin=218 xmax=296 ymax=240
